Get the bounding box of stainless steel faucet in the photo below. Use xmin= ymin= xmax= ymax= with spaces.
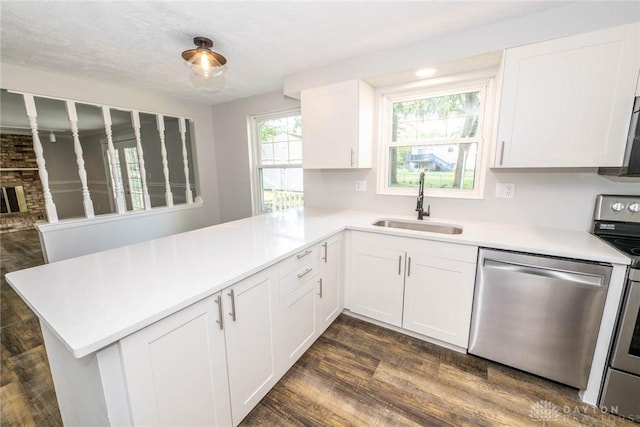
xmin=416 ymin=171 xmax=430 ymax=220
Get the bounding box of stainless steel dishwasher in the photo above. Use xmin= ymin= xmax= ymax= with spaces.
xmin=468 ymin=248 xmax=612 ymax=389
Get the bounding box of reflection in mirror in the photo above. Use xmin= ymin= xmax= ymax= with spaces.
xmin=74 ymin=102 xmax=112 ymax=217
xmin=35 ymin=96 xmax=84 ymax=220
xmin=0 ymin=90 xmax=48 ymax=231
xmin=1 ymin=89 xmax=199 ymax=228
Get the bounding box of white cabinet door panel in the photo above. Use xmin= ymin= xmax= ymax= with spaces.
xmin=318 ymin=235 xmax=343 ymax=331
xmin=224 ymin=267 xmax=278 ymax=425
xmin=301 ymin=80 xmax=373 ymax=169
xmin=120 ymin=296 xmax=231 ymax=426
xmin=496 ymin=23 xmax=639 ymax=167
xmin=274 ymin=279 xmax=318 ymax=375
xmin=350 ymin=232 xmax=405 ymax=327
xmin=403 ymin=255 xmax=477 ymax=348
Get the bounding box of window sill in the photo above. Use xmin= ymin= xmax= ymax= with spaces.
xmin=377 ymin=189 xmax=484 ymax=200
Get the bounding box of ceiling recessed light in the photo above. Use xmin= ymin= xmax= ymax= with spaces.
xmin=415 ymin=67 xmax=437 ymax=78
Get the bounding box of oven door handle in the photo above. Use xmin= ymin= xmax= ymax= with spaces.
xmin=611 ymin=280 xmax=640 ymax=374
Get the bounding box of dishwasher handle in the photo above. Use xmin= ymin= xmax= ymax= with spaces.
xmin=483 ymin=258 xmax=606 ymax=287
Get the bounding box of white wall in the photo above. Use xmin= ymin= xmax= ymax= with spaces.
xmin=284 ymin=1 xmax=640 ymax=96
xmin=1 ymin=63 xmax=222 ymax=259
xmin=211 ymin=91 xmax=300 ymax=222
xmin=216 ymin=2 xmax=640 ymax=231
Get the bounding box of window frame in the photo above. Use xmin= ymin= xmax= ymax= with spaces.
xmin=376 ymin=75 xmax=495 ymax=199
xmin=248 ymin=108 xmax=303 ymax=215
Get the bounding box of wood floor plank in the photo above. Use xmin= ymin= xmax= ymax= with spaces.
xmin=0 ymin=382 xmax=36 ymax=426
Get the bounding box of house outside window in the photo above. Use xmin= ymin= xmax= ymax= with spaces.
xmin=249 ymin=110 xmax=303 ymax=213
xmin=378 ymin=78 xmax=493 ymax=198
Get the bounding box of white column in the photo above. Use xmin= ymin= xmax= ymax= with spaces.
xmin=23 ymin=94 xmax=58 ymax=223
xmin=131 ymin=111 xmax=152 ymax=210
xmin=156 ymin=114 xmax=173 ymax=207
xmin=102 ymin=106 xmax=127 ymax=214
xmin=178 ymin=118 xmax=193 ymax=204
xmin=66 ymin=101 xmax=95 ymax=218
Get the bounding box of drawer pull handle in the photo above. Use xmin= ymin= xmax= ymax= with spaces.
xmin=297 ymin=249 xmax=312 ymax=260
xmin=298 ymin=268 xmax=313 ymax=279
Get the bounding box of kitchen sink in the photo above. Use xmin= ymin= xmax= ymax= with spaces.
xmin=372 ymin=219 xmax=463 ymax=234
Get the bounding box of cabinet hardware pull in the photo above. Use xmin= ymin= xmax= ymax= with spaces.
xmin=407 ymin=257 xmax=412 ymax=277
xmin=318 ymin=278 xmax=323 ymax=298
xmin=398 ymin=255 xmax=402 ymax=275
xmin=228 ymin=289 xmax=237 ymax=322
xmin=350 ymin=149 xmax=355 ymax=167
xmin=215 ymin=294 xmax=224 ymax=330
xmin=298 ymin=268 xmax=313 ymax=279
xmin=297 ymin=249 xmax=312 ymax=259
xmin=322 ymin=242 xmax=328 ymax=263
xmin=499 ymin=141 xmax=505 ymax=165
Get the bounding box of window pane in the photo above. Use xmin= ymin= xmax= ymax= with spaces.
xmin=257 ymin=115 xmax=303 ymax=165
xmin=389 ymin=143 xmax=477 ymax=190
xmin=123 ymin=147 xmax=144 ymax=211
xmin=392 ymin=91 xmax=481 ymax=142
xmin=260 ymin=167 xmax=304 ymax=213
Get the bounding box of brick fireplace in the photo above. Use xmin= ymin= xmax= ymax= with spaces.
xmin=0 ymin=134 xmax=46 ymax=233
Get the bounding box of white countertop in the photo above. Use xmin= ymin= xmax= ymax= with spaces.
xmin=5 ymin=207 xmax=631 ymax=358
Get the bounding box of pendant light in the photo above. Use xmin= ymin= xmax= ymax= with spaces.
xmin=181 ymin=37 xmax=227 ymax=91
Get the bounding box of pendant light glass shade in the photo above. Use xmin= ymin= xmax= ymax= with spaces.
xmin=181 ymin=37 xmax=227 ymax=90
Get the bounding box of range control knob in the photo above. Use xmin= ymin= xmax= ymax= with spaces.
xmin=611 ymin=202 xmax=625 ymax=212
xmin=629 ymin=202 xmax=640 ymax=213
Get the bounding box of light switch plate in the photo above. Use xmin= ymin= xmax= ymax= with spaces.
xmin=496 ymin=183 xmax=515 ymax=198
xmin=355 ymin=180 xmax=367 ymax=192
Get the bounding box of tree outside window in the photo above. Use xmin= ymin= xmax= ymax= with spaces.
xmin=381 ymin=80 xmax=490 ymax=198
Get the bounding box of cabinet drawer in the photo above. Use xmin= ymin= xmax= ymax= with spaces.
xmin=279 ymin=245 xmax=320 ymax=278
xmin=279 ymin=258 xmax=319 ymax=300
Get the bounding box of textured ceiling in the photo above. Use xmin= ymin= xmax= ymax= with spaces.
xmin=1 ymin=1 xmax=566 ymax=106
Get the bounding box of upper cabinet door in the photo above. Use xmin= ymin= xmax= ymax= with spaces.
xmin=301 ymin=79 xmax=374 ymax=169
xmin=495 ymin=23 xmax=640 ymax=168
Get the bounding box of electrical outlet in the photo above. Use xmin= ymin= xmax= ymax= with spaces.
xmin=355 ymin=180 xmax=367 ymax=192
xmin=496 ymin=183 xmax=515 ymax=199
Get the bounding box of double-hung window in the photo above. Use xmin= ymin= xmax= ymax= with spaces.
xmin=250 ymin=110 xmax=304 ymax=213
xmin=379 ymin=79 xmax=492 ymax=198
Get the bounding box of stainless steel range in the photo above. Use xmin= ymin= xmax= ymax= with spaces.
xmin=593 ymin=194 xmax=640 ymax=422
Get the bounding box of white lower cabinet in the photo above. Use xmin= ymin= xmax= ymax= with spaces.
xmin=118 ymin=265 xmax=279 ymax=426
xmin=273 ymin=246 xmax=320 ymax=374
xmin=273 ymin=234 xmax=344 ymax=375
xmin=223 ymin=267 xmax=278 ymax=424
xmin=401 ymin=239 xmax=477 ymax=348
xmin=349 ymin=231 xmax=478 ymax=348
xmin=317 ymin=234 xmax=343 ymax=332
xmin=119 ymin=295 xmax=232 ymax=426
xmin=349 ymin=232 xmax=405 ymax=326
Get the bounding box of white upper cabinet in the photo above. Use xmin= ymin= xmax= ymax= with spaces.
xmin=495 ymin=23 xmax=640 ymax=168
xmin=301 ymin=79 xmax=374 ymax=169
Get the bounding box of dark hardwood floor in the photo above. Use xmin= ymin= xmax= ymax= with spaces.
xmin=1 ymin=229 xmax=62 ymax=426
xmin=1 ymin=229 xmax=634 ymax=426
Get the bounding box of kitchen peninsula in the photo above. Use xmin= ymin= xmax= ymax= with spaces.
xmin=6 ymin=208 xmax=631 ymax=426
